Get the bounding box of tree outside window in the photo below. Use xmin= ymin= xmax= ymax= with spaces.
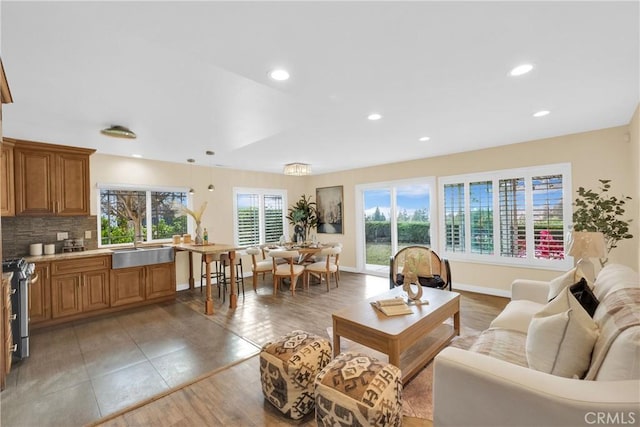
xmin=100 ymin=188 xmax=188 ymax=245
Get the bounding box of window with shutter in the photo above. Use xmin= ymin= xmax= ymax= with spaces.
xmin=234 ymin=188 xmax=287 ymax=246
xmin=439 ymin=164 xmax=572 ymax=269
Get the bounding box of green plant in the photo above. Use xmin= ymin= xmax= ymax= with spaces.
xmin=573 ymin=179 xmax=633 ymax=265
xmin=286 ymin=194 xmax=318 ymax=241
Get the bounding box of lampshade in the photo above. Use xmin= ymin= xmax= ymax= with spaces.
xmin=568 ymin=231 xmax=606 ymax=259
xmin=100 ymin=125 xmax=136 ymax=139
xmin=283 ymin=163 xmax=311 ymax=176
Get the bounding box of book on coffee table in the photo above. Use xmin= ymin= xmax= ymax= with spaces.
xmin=371 ymin=297 xmax=413 ymax=316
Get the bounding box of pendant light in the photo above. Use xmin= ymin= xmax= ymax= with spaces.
xmin=206 ymin=150 xmax=215 ymax=191
xmin=187 ymin=158 xmax=195 ymax=195
xmin=100 ymin=125 xmax=137 ymax=139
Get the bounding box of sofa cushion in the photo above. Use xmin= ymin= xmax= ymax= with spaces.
xmin=489 ymin=300 xmax=544 ymax=334
xmin=547 ymin=268 xmax=578 ymax=301
xmin=585 ymin=287 xmax=640 ymax=381
xmin=469 ymin=329 xmax=528 ymax=368
xmin=526 ymin=286 xmax=599 ymax=378
xmin=593 ymin=264 xmax=640 ymax=302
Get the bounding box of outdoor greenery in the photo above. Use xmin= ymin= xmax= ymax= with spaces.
xmin=573 ymin=179 xmax=633 ymax=265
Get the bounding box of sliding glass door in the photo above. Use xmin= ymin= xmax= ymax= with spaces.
xmin=357 ymin=178 xmax=435 ymax=275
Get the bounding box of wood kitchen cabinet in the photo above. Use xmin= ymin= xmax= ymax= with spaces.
xmin=0 ymin=140 xmax=14 ymax=216
xmin=110 ymin=262 xmax=176 ymax=306
xmin=30 ymin=263 xmax=51 ymax=325
xmin=8 ymin=138 xmax=95 ymax=216
xmin=50 ymin=256 xmax=110 ymax=319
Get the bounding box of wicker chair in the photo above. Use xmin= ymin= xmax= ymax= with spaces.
xmin=389 ymin=245 xmax=451 ymax=291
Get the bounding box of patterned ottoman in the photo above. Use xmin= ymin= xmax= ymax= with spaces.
xmin=315 ymin=351 xmax=403 ymax=427
xmin=260 ymin=330 xmax=332 ymax=419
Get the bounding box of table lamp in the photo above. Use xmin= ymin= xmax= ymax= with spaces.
xmin=568 ymin=231 xmax=606 ymax=283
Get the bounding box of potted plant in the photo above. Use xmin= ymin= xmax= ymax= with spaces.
xmin=286 ymin=195 xmax=318 ymax=243
xmin=572 ymin=179 xmax=633 ymax=266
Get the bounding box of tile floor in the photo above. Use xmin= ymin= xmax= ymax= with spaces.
xmin=0 ymin=300 xmax=260 ymax=427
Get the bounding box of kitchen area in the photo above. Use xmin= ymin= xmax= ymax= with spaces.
xmin=0 ymin=135 xmax=196 ymax=415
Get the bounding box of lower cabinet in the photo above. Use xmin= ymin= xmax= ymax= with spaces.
xmin=31 ymin=255 xmax=176 ymax=328
xmin=30 ymin=263 xmax=51 ymax=324
xmin=110 ymin=267 xmax=146 ymax=307
xmin=51 ymin=268 xmax=110 ymax=319
xmin=110 ymin=262 xmax=176 ymax=306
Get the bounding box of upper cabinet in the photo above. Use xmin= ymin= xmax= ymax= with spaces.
xmin=1 ymin=140 xmax=14 ymax=216
xmin=6 ymin=138 xmax=95 ymax=216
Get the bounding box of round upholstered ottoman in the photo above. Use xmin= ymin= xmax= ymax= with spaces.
xmin=260 ymin=330 xmax=332 ymax=420
xmin=314 ymin=351 xmax=403 ymax=427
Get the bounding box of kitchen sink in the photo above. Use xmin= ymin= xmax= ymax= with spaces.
xmin=111 ymin=246 xmax=174 ymax=269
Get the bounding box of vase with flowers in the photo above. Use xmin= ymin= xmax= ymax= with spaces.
xmin=175 ymin=201 xmax=208 ymax=244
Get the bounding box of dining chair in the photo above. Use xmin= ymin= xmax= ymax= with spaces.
xmin=246 ymin=246 xmax=273 ymax=292
xmin=268 ymin=250 xmax=305 ymax=296
xmin=303 ymin=247 xmax=341 ymax=291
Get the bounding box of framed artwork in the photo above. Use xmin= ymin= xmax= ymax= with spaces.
xmin=316 ymin=185 xmax=343 ymax=234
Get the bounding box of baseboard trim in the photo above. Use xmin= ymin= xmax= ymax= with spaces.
xmin=452 ymin=282 xmax=511 ymax=298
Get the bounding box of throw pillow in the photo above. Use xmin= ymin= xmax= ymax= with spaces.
xmin=547 ymin=268 xmax=578 ymax=301
xmin=526 ymin=285 xmax=599 ymax=378
xmin=569 ymin=277 xmax=600 ymax=317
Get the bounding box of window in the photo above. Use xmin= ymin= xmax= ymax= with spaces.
xmin=99 ymin=186 xmax=188 ymax=246
xmin=233 ymin=188 xmax=286 ymax=246
xmin=439 ymin=164 xmax=572 ymax=269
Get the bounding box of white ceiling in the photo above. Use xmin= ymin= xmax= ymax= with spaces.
xmin=1 ymin=1 xmax=638 ymax=175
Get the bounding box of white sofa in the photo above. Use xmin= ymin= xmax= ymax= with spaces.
xmin=433 ymin=263 xmax=640 ymax=427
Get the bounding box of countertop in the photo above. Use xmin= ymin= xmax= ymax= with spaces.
xmin=25 ymin=248 xmax=115 ymax=263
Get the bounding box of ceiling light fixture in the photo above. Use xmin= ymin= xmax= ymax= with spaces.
xmin=367 ymin=113 xmax=382 ymax=121
xmin=269 ymin=69 xmax=290 ymax=81
xmin=187 ymin=158 xmax=195 ymax=195
xmin=509 ymin=64 xmax=534 ymax=76
xmin=418 ymin=136 xmax=430 ymax=142
xmin=283 ymin=163 xmax=311 ymax=176
xmin=206 ymin=150 xmax=215 ymax=191
xmin=131 ymin=154 xmax=142 ymax=158
xmin=533 ymin=110 xmax=550 ymax=117
xmin=100 ymin=125 xmax=137 ymax=139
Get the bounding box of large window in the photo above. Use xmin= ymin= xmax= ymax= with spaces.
xmin=99 ymin=185 xmax=188 ymax=246
xmin=233 ymin=188 xmax=286 ymax=246
xmin=439 ymin=164 xmax=572 ymax=269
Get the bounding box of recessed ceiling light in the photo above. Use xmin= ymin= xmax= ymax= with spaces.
xmin=533 ymin=110 xmax=550 ymax=117
xmin=418 ymin=136 xmax=430 ymax=142
xmin=510 ymin=64 xmax=534 ymax=76
xmin=367 ymin=113 xmax=382 ymax=121
xmin=269 ymin=69 xmax=290 ymax=81
xmin=132 ymin=154 xmax=142 ymax=158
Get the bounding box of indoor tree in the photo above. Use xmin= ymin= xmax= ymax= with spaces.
xmin=286 ymin=194 xmax=318 ymax=242
xmin=573 ymin=179 xmax=633 ymax=266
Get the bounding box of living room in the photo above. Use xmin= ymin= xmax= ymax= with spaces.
xmin=0 ymin=1 xmax=639 ymax=426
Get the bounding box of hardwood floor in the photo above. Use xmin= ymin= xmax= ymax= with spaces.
xmin=95 ymin=272 xmax=508 ymax=427
xmin=1 ymin=270 xmax=508 ymax=426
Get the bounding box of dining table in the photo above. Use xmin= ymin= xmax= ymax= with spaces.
xmin=174 ymin=243 xmax=245 ymax=314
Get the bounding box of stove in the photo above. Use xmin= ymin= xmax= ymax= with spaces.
xmin=2 ymin=257 xmax=34 ymax=360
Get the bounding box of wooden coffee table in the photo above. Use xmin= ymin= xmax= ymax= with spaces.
xmin=332 ymin=286 xmax=460 ymax=383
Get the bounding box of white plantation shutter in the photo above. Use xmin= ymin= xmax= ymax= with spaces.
xmin=444 ymin=183 xmax=465 ymax=252
xmin=532 ymin=175 xmax=564 ymax=260
xmin=499 ymin=177 xmax=526 ymax=258
xmin=264 ymin=195 xmax=284 ymax=243
xmin=234 ymin=189 xmax=286 ymax=246
xmin=470 ymin=181 xmax=493 ymax=254
xmin=439 ymin=163 xmax=571 ymax=269
xmin=237 ymin=194 xmax=260 ymax=246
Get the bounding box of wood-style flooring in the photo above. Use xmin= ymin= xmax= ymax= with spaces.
xmin=1 ymin=271 xmax=508 ymax=427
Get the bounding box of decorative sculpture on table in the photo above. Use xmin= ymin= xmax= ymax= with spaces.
xmin=175 ymin=201 xmax=208 ymax=244
xmin=401 ymin=250 xmax=428 ymax=302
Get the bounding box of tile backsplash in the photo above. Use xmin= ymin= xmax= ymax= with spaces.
xmin=2 ymin=216 xmax=98 ymax=258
